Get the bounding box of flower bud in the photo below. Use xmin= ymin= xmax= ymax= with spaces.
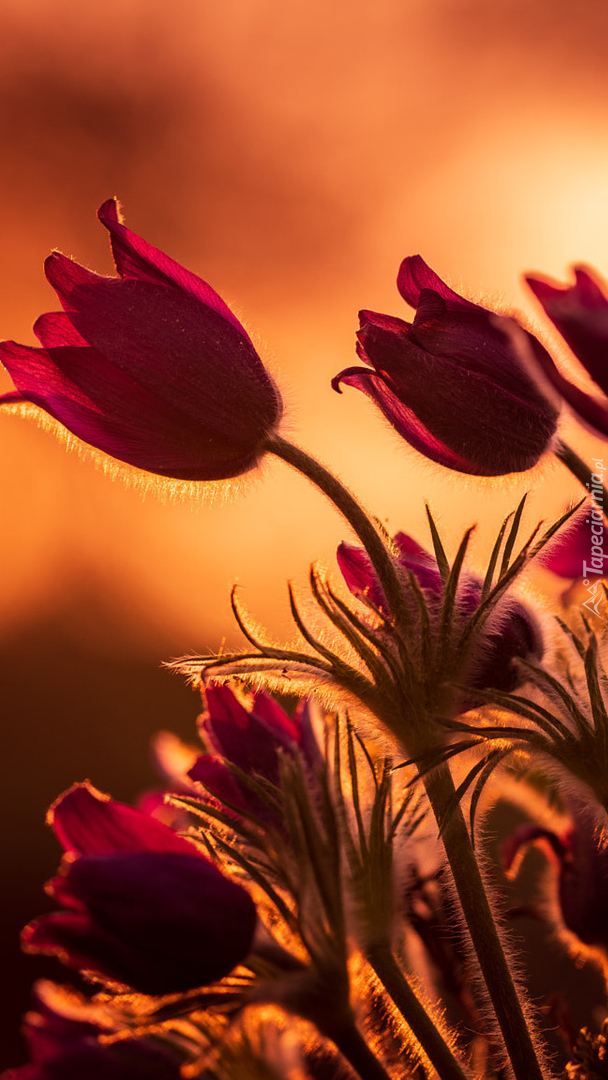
xmin=333 ymin=255 xmax=560 ymax=476
xmin=0 ymin=199 xmax=283 ymax=481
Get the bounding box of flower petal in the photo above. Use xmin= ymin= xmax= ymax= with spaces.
xmin=68 ymin=853 xmax=256 ymax=992
xmin=527 ymin=265 xmax=608 ymax=399
xmin=44 ymin=254 xmax=281 ymax=436
xmin=0 ymin=340 xmax=260 ymax=479
xmin=98 ymin=198 xmax=253 ymax=342
xmin=351 ymin=321 xmax=558 ymax=475
xmin=335 ymin=365 xmax=491 ymax=473
xmin=249 ymin=690 xmax=300 ymax=742
xmin=200 ymin=685 xmax=297 ymax=781
xmin=48 ymin=782 xmax=198 ymax=858
xmin=188 ymin=754 xmax=249 ymax=811
xmin=526 ymin=334 xmax=608 ymax=439
xmin=538 ymin=500 xmax=608 ymax=580
xmin=336 ymin=541 xmax=386 ymax=611
xmin=26 ymin=852 xmax=257 ymax=994
xmin=397 ymin=255 xmax=483 ymax=314
xmin=34 ymin=311 xmax=90 ymax=348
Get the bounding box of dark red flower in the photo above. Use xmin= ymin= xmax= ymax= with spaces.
xmin=539 ymin=499 xmax=608 ymax=581
xmin=337 ymin=531 xmax=543 ymax=697
xmin=526 ymin=264 xmax=608 ymax=437
xmin=189 ymin=686 xmax=320 ymax=822
xmin=4 ymin=984 xmax=182 ymax=1080
xmin=0 ymin=200 xmax=282 ymax=481
xmin=332 ymin=255 xmax=560 ymax=476
xmin=23 ymin=783 xmax=257 ymax=995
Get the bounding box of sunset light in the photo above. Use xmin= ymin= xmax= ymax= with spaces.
xmin=2 ymin=0 xmax=608 ymax=1074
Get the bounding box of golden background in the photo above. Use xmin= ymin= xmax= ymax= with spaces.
xmin=2 ymin=0 xmax=608 ymax=1063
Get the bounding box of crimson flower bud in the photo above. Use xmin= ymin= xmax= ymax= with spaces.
xmin=189 ymin=685 xmax=320 ymax=823
xmin=332 ymin=255 xmax=560 ymax=476
xmin=526 ymin=264 xmax=608 ymax=438
xmin=23 ymin=784 xmax=257 ymax=995
xmin=0 ymin=199 xmax=282 ymax=481
xmin=337 ymin=530 xmax=543 ymax=700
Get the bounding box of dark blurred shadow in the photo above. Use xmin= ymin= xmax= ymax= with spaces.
xmin=1 ymin=607 xmax=200 ymax=1068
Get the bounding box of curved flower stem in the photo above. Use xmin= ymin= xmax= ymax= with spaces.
xmin=265 ymin=435 xmax=548 ymax=1077
xmin=555 ymin=440 xmax=608 ymax=509
xmin=367 ymin=945 xmax=472 ymax=1080
xmin=265 ymin=435 xmax=413 ymax=637
xmin=421 ymin=761 xmax=548 ymax=1080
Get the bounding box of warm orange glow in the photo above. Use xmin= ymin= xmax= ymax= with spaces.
xmin=2 ymin=0 xmax=608 ymax=1062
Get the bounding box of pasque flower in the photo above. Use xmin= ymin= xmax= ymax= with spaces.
xmin=0 ymin=199 xmax=283 ymax=480
xmin=23 ymin=783 xmax=257 ymax=995
xmin=332 ymin=255 xmax=560 ymax=476
xmin=189 ymin=685 xmax=320 ymax=823
xmin=526 ymin=264 xmax=608 ymax=437
xmin=538 ymin=499 xmax=608 ymax=581
xmin=337 ymin=530 xmax=543 ymax=697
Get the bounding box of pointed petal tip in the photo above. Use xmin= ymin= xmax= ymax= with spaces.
xmin=46 ymin=781 xmax=109 ymax=828
xmin=44 ymin=250 xmax=65 ymax=270
xmin=43 ymin=250 xmax=77 ymax=286
xmin=97 ymin=197 xmax=122 ymax=226
xmin=524 ymin=272 xmax=563 ymax=299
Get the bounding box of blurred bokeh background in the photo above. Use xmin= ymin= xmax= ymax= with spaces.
xmin=2 ymin=0 xmax=608 ymax=1064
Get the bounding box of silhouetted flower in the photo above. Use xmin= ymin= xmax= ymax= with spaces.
xmin=337 ymin=530 xmax=543 ymax=697
xmin=526 ymin=265 xmax=608 ymax=437
xmin=23 ymin=784 xmax=257 ymax=995
xmin=0 ymin=200 xmax=283 ymax=480
xmin=332 ymin=255 xmax=560 ymax=475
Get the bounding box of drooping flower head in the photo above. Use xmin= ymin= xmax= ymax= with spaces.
xmin=526 ymin=264 xmax=608 ymax=438
xmin=332 ymin=255 xmax=560 ymax=476
xmin=0 ymin=200 xmax=283 ymax=481
xmin=23 ymin=783 xmax=257 ymax=995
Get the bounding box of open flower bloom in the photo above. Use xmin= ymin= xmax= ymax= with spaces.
xmin=0 ymin=200 xmax=283 ymax=481
xmin=526 ymin=265 xmax=608 ymax=437
xmin=332 ymin=255 xmax=560 ymax=476
xmin=337 ymin=531 xmax=543 ymax=697
xmin=23 ymin=783 xmax=257 ymax=995
xmin=189 ymin=685 xmax=320 ymax=823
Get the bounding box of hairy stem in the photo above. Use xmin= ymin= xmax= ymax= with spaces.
xmin=264 ymin=434 xmax=549 ymax=1077
xmin=555 ymin=440 xmax=608 ymax=509
xmin=422 ymin=762 xmax=548 ymax=1080
xmin=265 ymin=435 xmax=413 ymax=637
xmin=325 ymin=1016 xmax=396 ymax=1080
xmin=367 ymin=945 xmax=472 ymax=1080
